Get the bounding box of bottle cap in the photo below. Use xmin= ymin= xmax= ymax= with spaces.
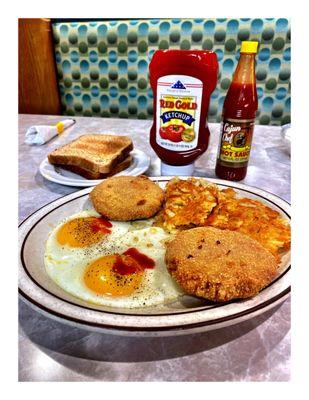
xmin=240 ymin=41 xmax=259 ymax=54
xmin=161 ymin=162 xmax=195 ymax=176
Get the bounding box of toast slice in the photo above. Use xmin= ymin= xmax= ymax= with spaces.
xmin=56 ymin=155 xmax=133 ymax=180
xmin=48 ymin=134 xmax=133 ymax=174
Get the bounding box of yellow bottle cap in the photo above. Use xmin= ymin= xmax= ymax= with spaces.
xmin=240 ymin=41 xmax=259 ymax=54
xmin=56 ymin=121 xmax=65 ymax=134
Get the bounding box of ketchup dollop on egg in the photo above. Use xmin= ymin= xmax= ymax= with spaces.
xmin=57 ymin=217 xmax=112 ymax=248
xmin=84 ymin=248 xmax=155 ymax=297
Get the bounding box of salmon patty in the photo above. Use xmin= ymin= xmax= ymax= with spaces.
xmin=90 ymin=175 xmax=164 ymax=221
xmin=165 ymin=227 xmax=278 ymax=302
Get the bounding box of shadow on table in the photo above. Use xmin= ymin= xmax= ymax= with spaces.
xmin=19 ymin=298 xmax=290 ymax=375
xmin=34 ymin=170 xmax=80 ymax=196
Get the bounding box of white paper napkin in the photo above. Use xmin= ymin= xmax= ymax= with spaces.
xmin=25 ymin=118 xmax=76 ymax=145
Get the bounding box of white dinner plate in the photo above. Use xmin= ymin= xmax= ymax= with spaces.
xmin=19 ymin=177 xmax=290 ymax=337
xmin=39 ymin=149 xmax=151 ymax=187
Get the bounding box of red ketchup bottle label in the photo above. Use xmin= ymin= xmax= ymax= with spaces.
xmin=218 ymin=119 xmax=254 ymax=167
xmin=156 ymin=75 xmax=203 ymax=152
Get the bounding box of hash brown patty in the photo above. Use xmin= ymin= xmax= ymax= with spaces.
xmin=161 ymin=177 xmax=219 ymax=232
xmin=165 ymin=227 xmax=278 ymax=302
xmin=90 ymin=175 xmax=164 ymax=221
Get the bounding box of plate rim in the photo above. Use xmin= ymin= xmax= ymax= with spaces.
xmin=39 ymin=148 xmax=151 ymax=187
xmin=19 ymin=177 xmax=291 ymax=333
xmin=19 ymin=288 xmax=290 ymax=335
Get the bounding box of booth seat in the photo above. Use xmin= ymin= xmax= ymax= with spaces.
xmin=52 ymin=18 xmax=291 ymax=125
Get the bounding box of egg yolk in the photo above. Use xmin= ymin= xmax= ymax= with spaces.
xmin=57 ymin=217 xmax=112 ymax=248
xmin=84 ymin=255 xmax=143 ymax=297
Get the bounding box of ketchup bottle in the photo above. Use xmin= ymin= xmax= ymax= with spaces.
xmin=215 ymin=41 xmax=258 ymax=181
xmin=149 ymin=50 xmax=218 ymax=176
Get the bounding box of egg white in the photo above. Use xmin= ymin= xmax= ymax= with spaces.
xmin=45 ymin=213 xmax=183 ymax=308
xmin=45 ymin=209 xmax=130 ymax=261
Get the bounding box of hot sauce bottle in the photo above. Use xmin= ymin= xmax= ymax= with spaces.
xmin=149 ymin=50 xmax=218 ymax=175
xmin=215 ymin=41 xmax=259 ymax=181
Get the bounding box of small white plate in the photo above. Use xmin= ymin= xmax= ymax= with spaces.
xmin=19 ymin=177 xmax=290 ymax=337
xmin=39 ymin=149 xmax=151 ymax=187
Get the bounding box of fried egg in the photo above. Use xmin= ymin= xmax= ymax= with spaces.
xmin=45 ymin=212 xmax=182 ymax=308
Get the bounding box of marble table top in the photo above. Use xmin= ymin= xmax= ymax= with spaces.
xmin=18 ymin=114 xmax=291 ymax=381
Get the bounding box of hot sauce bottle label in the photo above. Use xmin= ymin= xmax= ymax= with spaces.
xmin=156 ymin=75 xmax=203 ymax=152
xmin=217 ymin=119 xmax=255 ymax=167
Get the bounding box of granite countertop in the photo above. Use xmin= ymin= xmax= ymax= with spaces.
xmin=18 ymin=114 xmax=291 ymax=381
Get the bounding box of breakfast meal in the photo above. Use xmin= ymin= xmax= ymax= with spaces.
xmin=47 ymin=134 xmax=133 ymax=179
xmin=44 ymin=176 xmax=291 ymax=308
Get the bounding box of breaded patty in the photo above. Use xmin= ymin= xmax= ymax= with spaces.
xmin=90 ymin=175 xmax=164 ymax=221
xmin=165 ymin=227 xmax=278 ymax=302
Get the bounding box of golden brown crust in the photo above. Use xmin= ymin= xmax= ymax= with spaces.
xmin=90 ymin=176 xmax=164 ymax=221
xmin=206 ymin=188 xmax=291 ymax=259
xmin=48 ymin=134 xmax=133 ymax=174
xmin=160 ymin=177 xmax=219 ymax=232
xmin=55 ymin=155 xmax=132 ymax=180
xmin=159 ymin=177 xmax=291 ymax=259
xmin=165 ymin=227 xmax=278 ymax=302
